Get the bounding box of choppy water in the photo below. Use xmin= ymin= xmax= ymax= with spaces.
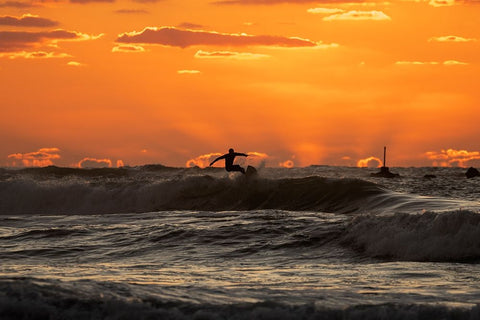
xmin=1 ymin=165 xmax=479 ymax=319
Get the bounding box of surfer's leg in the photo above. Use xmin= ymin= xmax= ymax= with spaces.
xmin=229 ymin=165 xmax=245 ymax=174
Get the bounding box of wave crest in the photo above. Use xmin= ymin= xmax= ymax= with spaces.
xmin=342 ymin=210 xmax=480 ymax=261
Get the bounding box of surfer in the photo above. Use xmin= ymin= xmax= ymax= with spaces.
xmin=209 ymin=148 xmax=248 ymax=174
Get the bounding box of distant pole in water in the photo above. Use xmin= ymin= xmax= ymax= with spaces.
xmin=383 ymin=146 xmax=386 ymax=167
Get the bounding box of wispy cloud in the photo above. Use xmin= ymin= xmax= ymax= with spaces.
xmin=116 ymin=26 xmax=318 ymax=48
xmin=395 ymin=60 xmax=468 ymax=65
xmin=307 ymin=7 xmax=344 ymax=14
xmin=67 ymin=61 xmax=84 ymax=66
xmin=112 ymin=44 xmax=146 ymax=53
xmin=0 ymin=14 xmax=58 ymax=27
xmin=177 ymin=69 xmax=201 ymax=74
xmin=0 ymin=50 xmax=71 ymax=59
xmin=429 ymin=0 xmax=455 ymax=7
xmin=428 ymin=35 xmax=477 ymax=42
xmin=194 ymin=49 xmax=270 ymax=59
xmin=425 ymin=149 xmax=480 ymax=167
xmin=323 ymin=10 xmax=391 ymax=21
xmin=7 ymin=147 xmax=60 ymax=167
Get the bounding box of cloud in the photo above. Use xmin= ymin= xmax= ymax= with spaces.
xmin=395 ymin=60 xmax=468 ymax=65
xmin=443 ymin=60 xmax=468 ymax=65
xmin=0 ymin=29 xmax=101 ymax=52
xmin=323 ymin=10 xmax=391 ymax=21
xmin=116 ymin=26 xmax=318 ymax=48
xmin=186 ymin=153 xmax=221 ymax=168
xmin=194 ymin=49 xmax=270 ymax=59
xmin=78 ymin=157 xmax=112 ymax=168
xmin=357 ymin=156 xmax=382 ymax=168
xmin=177 ymin=69 xmax=201 ymax=74
xmin=111 ymin=44 xmax=145 ymax=53
xmin=0 ymin=14 xmax=58 ymax=27
xmin=177 ymin=22 xmax=205 ymax=29
xmin=116 ymin=160 xmax=124 ymax=167
xmin=429 ymin=0 xmax=455 ymax=7
xmin=114 ymin=9 xmax=148 ymax=14
xmin=428 ymin=35 xmax=477 ymax=42
xmin=186 ymin=151 xmax=268 ymax=168
xmin=67 ymin=61 xmax=84 ymax=66
xmin=425 ymin=149 xmax=480 ymax=167
xmin=0 ymin=51 xmax=71 ymax=59
xmin=307 ymin=7 xmax=344 ymax=14
xmin=7 ymin=147 xmax=60 ymax=167
xmin=0 ymin=1 xmax=34 ymax=8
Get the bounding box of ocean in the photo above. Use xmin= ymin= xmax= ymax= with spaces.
xmin=1 ymin=165 xmax=479 ymax=319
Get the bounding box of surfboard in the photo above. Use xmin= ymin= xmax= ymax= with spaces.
xmin=246 ymin=165 xmax=258 ymax=178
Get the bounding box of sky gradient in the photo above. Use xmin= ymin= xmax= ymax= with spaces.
xmin=1 ymin=0 xmax=480 ymax=168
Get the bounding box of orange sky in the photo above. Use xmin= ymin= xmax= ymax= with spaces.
xmin=1 ymin=0 xmax=480 ymax=168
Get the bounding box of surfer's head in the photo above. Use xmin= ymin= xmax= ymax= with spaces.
xmin=229 ymin=148 xmax=234 ymax=153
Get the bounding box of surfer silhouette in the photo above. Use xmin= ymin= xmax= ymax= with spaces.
xmin=209 ymin=148 xmax=248 ymax=174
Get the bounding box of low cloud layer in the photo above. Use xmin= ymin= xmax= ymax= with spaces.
xmin=116 ymin=26 xmax=318 ymax=48
xmin=357 ymin=156 xmax=382 ymax=168
xmin=7 ymin=147 xmax=60 ymax=167
xmin=425 ymin=149 xmax=480 ymax=167
xmin=77 ymin=157 xmax=113 ymax=168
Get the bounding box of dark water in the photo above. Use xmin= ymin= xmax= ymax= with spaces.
xmin=1 ymin=166 xmax=479 ymax=319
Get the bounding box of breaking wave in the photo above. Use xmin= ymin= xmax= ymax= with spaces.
xmin=0 ymin=166 xmax=463 ymax=215
xmin=342 ymin=209 xmax=480 ymax=262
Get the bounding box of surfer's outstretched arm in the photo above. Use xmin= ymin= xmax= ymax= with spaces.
xmin=235 ymin=153 xmax=248 ymax=157
xmin=209 ymin=155 xmax=226 ymax=166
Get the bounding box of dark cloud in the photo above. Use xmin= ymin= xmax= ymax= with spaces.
xmin=116 ymin=26 xmax=317 ymax=48
xmin=0 ymin=1 xmax=34 ymax=8
xmin=0 ymin=15 xmax=59 ymax=27
xmin=0 ymin=30 xmax=89 ymax=51
xmin=177 ymin=22 xmax=205 ymax=29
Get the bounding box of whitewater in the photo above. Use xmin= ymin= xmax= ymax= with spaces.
xmin=1 ymin=165 xmax=480 ymax=319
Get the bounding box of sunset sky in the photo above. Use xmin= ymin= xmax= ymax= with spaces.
xmin=1 ymin=0 xmax=480 ymax=168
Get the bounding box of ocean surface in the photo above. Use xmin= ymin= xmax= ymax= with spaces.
xmin=1 ymin=165 xmax=480 ymax=319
